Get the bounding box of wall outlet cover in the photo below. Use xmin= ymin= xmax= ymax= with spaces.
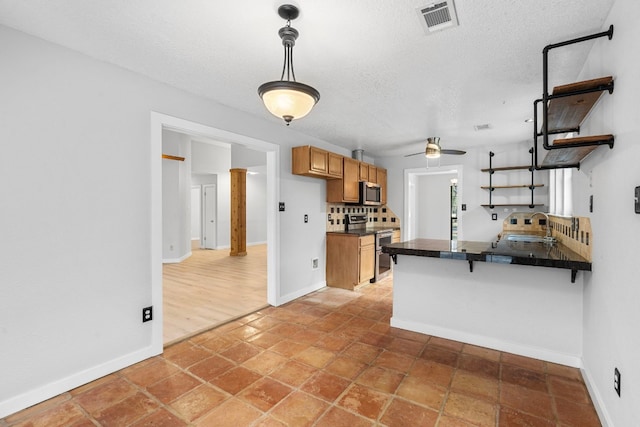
xmin=142 ymin=306 xmax=153 ymax=323
xmin=492 ymin=213 xmax=498 ymax=221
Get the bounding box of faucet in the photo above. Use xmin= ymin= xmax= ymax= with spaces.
xmin=530 ymin=212 xmax=554 ymax=241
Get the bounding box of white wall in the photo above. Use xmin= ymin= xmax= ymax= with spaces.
xmin=162 ymin=129 xmax=191 ymax=261
xmin=416 ymin=173 xmax=456 ymax=240
xmin=190 ymin=187 xmax=201 ymax=241
xmin=0 ymin=24 xmax=346 ymax=417
xmin=570 ymin=2 xmax=640 ymax=425
xmin=246 ymin=172 xmax=268 ymax=244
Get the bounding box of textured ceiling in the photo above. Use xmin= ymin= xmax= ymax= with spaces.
xmin=0 ymin=0 xmax=616 ymax=157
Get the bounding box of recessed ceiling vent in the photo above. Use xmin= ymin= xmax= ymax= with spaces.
xmin=417 ymin=1 xmax=459 ymax=34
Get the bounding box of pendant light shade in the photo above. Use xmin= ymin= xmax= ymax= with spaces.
xmin=425 ymin=137 xmax=442 ymax=158
xmin=258 ymin=81 xmax=319 ymax=124
xmin=258 ymin=5 xmax=320 ymax=125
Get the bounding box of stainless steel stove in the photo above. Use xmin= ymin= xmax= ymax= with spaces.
xmin=345 ymin=214 xmax=393 ymax=282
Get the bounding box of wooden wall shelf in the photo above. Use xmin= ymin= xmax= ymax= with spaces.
xmin=533 ymin=26 xmax=615 ymax=170
xmin=480 ymin=165 xmax=531 ymax=173
xmin=162 ymin=154 xmax=185 ymax=161
xmin=481 ymin=184 xmax=544 ymax=190
xmin=481 ymin=204 xmax=543 ymax=208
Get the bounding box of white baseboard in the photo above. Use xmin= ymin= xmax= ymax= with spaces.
xmin=0 ymin=345 xmax=160 ymax=418
xmin=581 ymin=365 xmax=613 ymax=427
xmin=162 ymin=251 xmax=192 ymax=264
xmin=390 ymin=317 xmax=582 ymax=367
xmin=275 ymin=281 xmax=326 ymax=306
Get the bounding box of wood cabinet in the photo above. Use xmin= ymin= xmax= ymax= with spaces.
xmin=368 ymin=165 xmax=378 ymax=184
xmin=292 ymin=145 xmax=388 ymax=206
xmin=327 ymin=157 xmax=359 ymax=203
xmin=326 ymin=233 xmax=375 ymax=290
xmin=292 ymin=146 xmax=342 ymax=179
xmin=359 ymin=162 xmax=369 ymax=182
xmin=377 ymin=168 xmax=387 ymax=205
xmin=328 ymin=152 xmax=343 ymax=177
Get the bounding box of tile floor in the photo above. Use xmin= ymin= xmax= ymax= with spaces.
xmin=1 ymin=278 xmax=601 ymax=426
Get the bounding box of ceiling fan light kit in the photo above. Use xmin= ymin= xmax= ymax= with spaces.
xmin=425 ymin=137 xmax=442 ymax=158
xmin=258 ymin=4 xmax=320 ymax=125
xmin=405 ymin=137 xmax=467 ymax=158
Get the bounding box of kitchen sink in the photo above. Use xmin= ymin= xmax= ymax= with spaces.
xmin=504 ymin=234 xmax=556 ymax=244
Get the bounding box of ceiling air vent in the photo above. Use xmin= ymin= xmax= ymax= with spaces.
xmin=417 ymin=1 xmax=459 ymax=34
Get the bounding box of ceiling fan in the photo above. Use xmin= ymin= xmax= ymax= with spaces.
xmin=404 ymin=137 xmax=466 ymax=158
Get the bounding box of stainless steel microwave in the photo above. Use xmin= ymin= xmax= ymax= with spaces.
xmin=359 ymin=181 xmax=381 ymax=206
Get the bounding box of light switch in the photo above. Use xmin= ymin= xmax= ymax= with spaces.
xmin=635 ymin=187 xmax=640 ymax=214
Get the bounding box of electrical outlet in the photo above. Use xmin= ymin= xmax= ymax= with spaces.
xmin=304 ymin=214 xmax=308 ymax=223
xmin=279 ymin=202 xmax=285 ymax=212
xmin=614 ymin=367 xmax=621 ymax=397
xmin=312 ymin=258 xmax=319 ymax=269
xmin=142 ymin=306 xmax=153 ymax=323
xmin=492 ymin=213 xmax=498 ymax=221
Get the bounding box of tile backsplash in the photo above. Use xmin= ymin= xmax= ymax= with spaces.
xmin=326 ymin=204 xmax=400 ymax=232
xmin=500 ymin=212 xmax=592 ymax=261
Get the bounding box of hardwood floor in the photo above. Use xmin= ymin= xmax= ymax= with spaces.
xmin=163 ymin=244 xmax=268 ymax=345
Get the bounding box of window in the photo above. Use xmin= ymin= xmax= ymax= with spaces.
xmin=549 ymin=168 xmax=573 ymax=216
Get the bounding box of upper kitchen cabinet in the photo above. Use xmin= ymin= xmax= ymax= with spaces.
xmin=377 ymin=168 xmax=387 ymax=205
xmin=359 ymin=162 xmax=369 ymax=182
xmin=292 ymin=145 xmax=342 ymax=179
xmin=327 ymin=157 xmax=359 ymax=203
xmin=368 ymin=165 xmax=378 ymax=183
xmin=292 ymin=145 xmax=388 ymax=205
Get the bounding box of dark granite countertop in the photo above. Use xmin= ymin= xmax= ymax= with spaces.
xmin=327 ymin=226 xmax=400 ymax=237
xmin=382 ymin=238 xmax=592 ymax=274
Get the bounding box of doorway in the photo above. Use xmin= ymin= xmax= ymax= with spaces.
xmin=202 ymin=184 xmax=217 ymax=249
xmin=403 ymin=165 xmax=464 ymax=241
xmin=150 ymin=112 xmax=280 ymax=353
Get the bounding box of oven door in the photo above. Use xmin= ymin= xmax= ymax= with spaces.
xmin=373 ymin=231 xmax=393 ymax=282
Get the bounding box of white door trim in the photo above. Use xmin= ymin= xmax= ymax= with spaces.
xmin=151 ymin=112 xmax=280 ymax=354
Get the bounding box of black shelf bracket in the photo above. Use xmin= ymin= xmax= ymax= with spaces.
xmin=488 ymin=152 xmax=495 ymax=209
xmin=533 ymin=24 xmax=615 ymax=171
xmin=571 ymin=269 xmax=578 ymax=283
xmin=469 ymin=260 xmax=474 ymax=273
xmin=391 ymin=254 xmax=397 ymax=265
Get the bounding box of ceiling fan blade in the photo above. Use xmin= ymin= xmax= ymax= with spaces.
xmin=404 ymin=152 xmax=425 ymax=157
xmin=441 ymin=149 xmax=466 ymax=155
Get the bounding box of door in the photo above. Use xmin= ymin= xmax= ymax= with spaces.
xmin=203 ymin=184 xmax=217 ymax=249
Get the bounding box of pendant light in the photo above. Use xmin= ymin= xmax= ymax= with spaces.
xmin=425 ymin=137 xmax=442 ymax=158
xmin=258 ymin=4 xmax=320 ymax=125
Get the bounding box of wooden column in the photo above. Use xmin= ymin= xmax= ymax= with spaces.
xmin=229 ymin=168 xmax=247 ymax=257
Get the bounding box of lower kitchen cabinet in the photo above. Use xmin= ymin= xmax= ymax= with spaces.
xmin=326 ymin=233 xmax=375 ymax=290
